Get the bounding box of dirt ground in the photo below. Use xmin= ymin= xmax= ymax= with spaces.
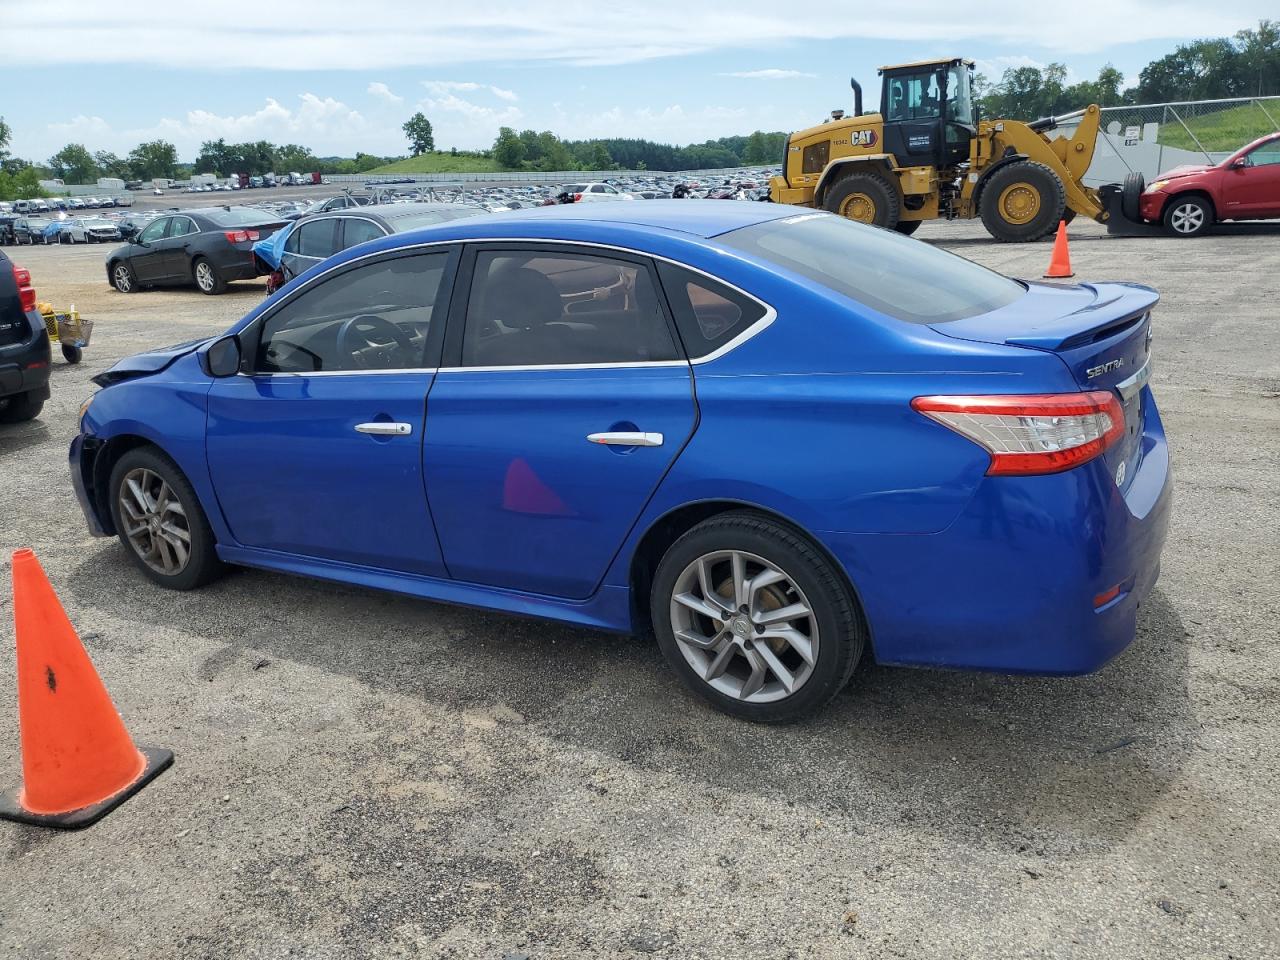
xmin=1 ymin=216 xmax=1278 ymax=960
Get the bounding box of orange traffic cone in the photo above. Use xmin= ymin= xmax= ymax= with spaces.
xmin=1043 ymin=220 xmax=1075 ymax=279
xmin=0 ymin=549 xmax=172 ymax=829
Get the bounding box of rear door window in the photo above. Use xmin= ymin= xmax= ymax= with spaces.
xmin=297 ymin=219 xmax=340 ymax=259
xmin=341 ymin=218 xmax=386 ymax=248
xmin=460 ymin=248 xmax=680 ymax=367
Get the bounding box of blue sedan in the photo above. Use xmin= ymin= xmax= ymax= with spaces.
xmin=71 ymin=201 xmax=1171 ymax=720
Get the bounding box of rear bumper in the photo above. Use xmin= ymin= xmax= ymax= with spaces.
xmin=208 ymin=245 xmax=259 ymax=281
xmin=825 ymin=388 xmax=1172 ymax=675
xmin=0 ymin=309 xmax=52 ymax=400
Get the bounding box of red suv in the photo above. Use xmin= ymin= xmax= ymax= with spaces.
xmin=1138 ymin=131 xmax=1280 ymax=237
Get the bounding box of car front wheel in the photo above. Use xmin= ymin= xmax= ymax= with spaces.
xmin=110 ymin=260 xmax=138 ymax=293
xmin=108 ymin=447 xmax=225 ymax=590
xmin=1163 ymin=195 xmax=1213 ymax=237
xmin=651 ymin=512 xmax=865 ymax=721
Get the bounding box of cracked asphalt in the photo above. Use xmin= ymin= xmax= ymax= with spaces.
xmin=1 ymin=216 xmax=1277 ymax=959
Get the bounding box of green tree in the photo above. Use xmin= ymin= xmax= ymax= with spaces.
xmin=93 ymin=151 xmax=130 ymax=178
xmin=585 ymin=141 xmax=613 ymax=170
xmin=402 ymin=112 xmax=435 ymax=155
xmin=0 ymin=116 xmax=11 ymax=167
xmin=49 ymin=143 xmax=98 ymax=183
xmin=276 ymin=143 xmax=318 ymax=171
xmin=492 ymin=127 xmax=525 ymax=168
xmin=0 ymin=166 xmax=47 ymax=202
xmin=128 ymin=139 xmax=179 ymax=180
xmin=1235 ymin=19 xmax=1280 ymax=96
xmin=743 ymin=131 xmax=769 ymax=164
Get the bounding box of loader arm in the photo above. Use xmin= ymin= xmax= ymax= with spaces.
xmin=987 ymin=104 xmax=1107 ymax=222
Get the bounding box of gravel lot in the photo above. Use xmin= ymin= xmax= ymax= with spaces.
xmin=1 ymin=217 xmax=1278 ymax=960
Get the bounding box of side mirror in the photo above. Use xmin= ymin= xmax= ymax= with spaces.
xmin=203 ymin=335 xmax=241 ymax=378
xmin=1231 ymin=157 xmax=1248 ymax=169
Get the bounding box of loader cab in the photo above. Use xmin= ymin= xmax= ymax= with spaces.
xmin=879 ymin=58 xmax=976 ymax=171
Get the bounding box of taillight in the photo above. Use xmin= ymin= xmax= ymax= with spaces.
xmin=573 ymin=193 xmax=583 ymax=202
xmin=13 ymin=264 xmax=36 ymax=313
xmin=911 ymin=391 xmax=1125 ymax=476
xmin=223 ymin=229 xmax=260 ymax=243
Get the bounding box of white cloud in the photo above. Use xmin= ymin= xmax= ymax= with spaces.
xmin=5 ymin=3 xmax=1274 ymax=68
xmin=722 ymin=69 xmax=816 ymax=80
xmin=367 ymin=81 xmax=404 ymax=103
xmin=43 ymin=94 xmax=377 ymax=159
xmin=422 ymin=81 xmax=518 ymax=102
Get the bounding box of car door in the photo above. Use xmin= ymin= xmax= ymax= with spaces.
xmin=281 ymin=217 xmax=340 ymax=281
xmin=422 ymin=243 xmax=697 ymax=599
xmin=1221 ymin=140 xmax=1280 ymax=217
xmin=161 ymin=215 xmax=200 ymax=279
xmin=205 ymin=247 xmax=457 ymax=576
xmin=129 ymin=217 xmax=172 ymax=282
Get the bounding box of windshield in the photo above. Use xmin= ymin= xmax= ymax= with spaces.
xmin=718 ymin=213 xmax=1023 ymax=324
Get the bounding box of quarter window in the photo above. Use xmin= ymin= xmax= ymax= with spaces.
xmin=254 ymin=252 xmax=449 ymax=373
xmin=657 ymin=264 xmax=767 ymax=358
xmin=461 ymin=250 xmax=680 ymax=367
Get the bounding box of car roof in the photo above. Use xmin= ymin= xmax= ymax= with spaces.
xmin=443 ymin=199 xmax=802 ymax=239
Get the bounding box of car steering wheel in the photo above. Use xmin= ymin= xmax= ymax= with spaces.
xmin=336 ymin=314 xmax=415 ymax=369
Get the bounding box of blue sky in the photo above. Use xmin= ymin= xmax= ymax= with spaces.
xmin=1 ymin=2 xmax=1273 ymax=162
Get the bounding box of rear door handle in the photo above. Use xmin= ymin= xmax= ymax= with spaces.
xmin=587 ymin=431 xmax=663 ymax=447
xmin=355 ymin=422 xmax=412 ymax=436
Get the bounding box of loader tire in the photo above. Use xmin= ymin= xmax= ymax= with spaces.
xmin=1122 ymin=172 xmax=1145 ymax=223
xmin=824 ymin=171 xmax=900 ymax=229
xmin=980 ymin=161 xmax=1066 ymax=242
xmin=893 ymin=219 xmax=922 ymax=236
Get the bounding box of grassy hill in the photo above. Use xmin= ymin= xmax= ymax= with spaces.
xmin=365 ymin=152 xmax=503 ymax=175
xmin=1153 ymin=101 xmax=1279 ymax=152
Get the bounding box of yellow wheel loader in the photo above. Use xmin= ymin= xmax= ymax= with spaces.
xmin=769 ymin=58 xmax=1109 ymax=242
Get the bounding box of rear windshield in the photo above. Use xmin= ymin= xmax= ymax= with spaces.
xmin=202 ymin=207 xmax=278 ymax=227
xmin=385 ymin=208 xmax=484 ymax=231
xmin=718 ymin=213 xmax=1023 ymax=323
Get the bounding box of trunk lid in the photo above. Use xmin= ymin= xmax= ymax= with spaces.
xmin=931 ymin=281 xmax=1158 ymax=489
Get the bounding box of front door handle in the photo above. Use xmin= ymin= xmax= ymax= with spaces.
xmin=587 ymin=431 xmax=663 ymax=447
xmin=355 ymin=422 xmax=412 ymax=436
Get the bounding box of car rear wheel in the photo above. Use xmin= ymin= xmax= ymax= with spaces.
xmin=0 ymin=392 xmax=44 ymax=423
xmin=108 ymin=447 xmax=225 ymax=590
xmin=651 ymin=512 xmax=865 ymax=722
xmin=193 ymin=257 xmax=227 ymax=295
xmin=1163 ymin=195 xmax=1213 ymax=237
xmin=110 ymin=260 xmax=138 ymax=293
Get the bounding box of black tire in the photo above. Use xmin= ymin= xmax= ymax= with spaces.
xmin=1121 ymin=172 xmax=1145 ymax=223
xmin=0 ymin=392 xmax=44 ymax=423
xmin=109 ymin=259 xmax=138 ymax=293
xmin=61 ymin=343 xmax=83 ymax=364
xmin=979 ymin=160 xmax=1067 ymax=242
xmin=1162 ymin=194 xmax=1213 ymax=238
xmin=193 ymin=256 xmax=227 ymax=295
xmin=823 ymin=170 xmax=900 ymax=229
xmin=650 ymin=511 xmax=866 ymax=722
xmin=107 ymin=446 xmax=226 ymax=590
xmin=893 ymin=219 xmax=922 ymax=236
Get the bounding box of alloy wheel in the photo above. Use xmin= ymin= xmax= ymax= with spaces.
xmin=669 ymin=549 xmax=819 ymax=704
xmin=1169 ymin=202 xmax=1205 ymax=234
xmin=113 ymin=264 xmax=131 ymax=292
xmin=117 ymin=468 xmax=192 ymax=576
xmin=195 ymin=261 xmax=215 ymax=292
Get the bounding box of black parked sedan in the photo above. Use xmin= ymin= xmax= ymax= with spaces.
xmin=105 ymin=207 xmax=287 ymax=295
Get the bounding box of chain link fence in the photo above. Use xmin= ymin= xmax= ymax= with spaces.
xmin=1065 ymin=96 xmax=1280 ymax=185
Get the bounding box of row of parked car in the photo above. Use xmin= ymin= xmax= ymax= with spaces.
xmin=1 ymin=196 xmax=132 ymax=216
